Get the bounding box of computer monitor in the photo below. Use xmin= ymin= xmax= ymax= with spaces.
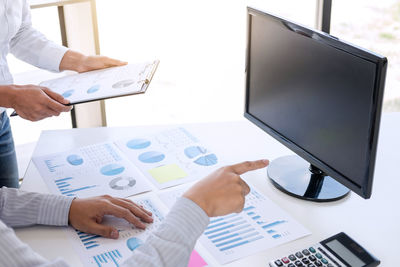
xmin=244 ymin=7 xmax=387 ymax=202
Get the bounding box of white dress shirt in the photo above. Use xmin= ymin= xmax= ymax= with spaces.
xmin=0 ymin=0 xmax=68 ymax=113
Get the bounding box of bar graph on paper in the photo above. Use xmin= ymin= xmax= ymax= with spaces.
xmin=158 ymin=186 xmax=311 ymax=264
xmin=32 ymin=142 xmax=152 ymax=198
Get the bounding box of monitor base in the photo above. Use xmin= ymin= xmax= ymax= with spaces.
xmin=267 ymin=155 xmax=350 ymax=202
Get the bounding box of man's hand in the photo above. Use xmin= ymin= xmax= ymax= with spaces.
xmin=2 ymin=84 xmax=72 ymax=121
xmin=60 ymin=50 xmax=127 ymax=73
xmin=69 ymin=195 xmax=153 ymax=239
xmin=183 ymin=159 xmax=269 ymax=217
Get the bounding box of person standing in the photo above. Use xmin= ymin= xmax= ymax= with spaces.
xmin=0 ymin=0 xmax=126 ymax=188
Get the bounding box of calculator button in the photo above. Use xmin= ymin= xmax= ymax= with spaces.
xmin=315 ymin=253 xmax=322 ymax=259
xmin=274 ymin=260 xmax=283 ymax=266
xmin=295 ymin=252 xmax=304 ymax=258
xmin=282 ymin=257 xmax=290 ymax=264
xmin=321 ymin=258 xmax=328 ymax=264
xmin=308 ymin=255 xmax=316 ymax=261
xmin=307 ymin=264 xmax=315 ymax=267
xmin=302 ymin=258 xmax=310 ymax=264
xmin=295 ymin=260 xmax=303 ymax=266
xmin=289 ymin=254 xmax=297 ymax=261
xmin=309 ymin=247 xmax=316 ymax=253
xmin=315 ymin=260 xmax=322 ymax=266
xmin=288 ymin=264 xmax=295 ymax=267
xmin=302 ymin=249 xmax=311 ymax=256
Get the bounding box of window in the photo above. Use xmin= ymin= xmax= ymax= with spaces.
xmin=97 ymin=0 xmax=318 ymax=127
xmin=331 ymin=0 xmax=400 ymax=112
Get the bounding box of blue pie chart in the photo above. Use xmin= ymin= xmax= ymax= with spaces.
xmin=194 ymin=154 xmax=218 ymax=166
xmin=62 ymin=89 xmax=74 ymax=98
xmin=66 ymin=154 xmax=83 ymax=166
xmin=184 ymin=146 xmax=207 ymax=159
xmin=127 ymin=237 xmax=143 ymax=251
xmin=126 ymin=139 xmax=151 ymax=149
xmin=100 ymin=163 xmax=125 ymax=176
xmin=138 ymin=151 xmax=165 ymax=163
xmin=87 ymin=84 xmax=100 ymax=94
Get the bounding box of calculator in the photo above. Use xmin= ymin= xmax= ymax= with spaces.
xmin=268 ymin=232 xmax=380 ymax=267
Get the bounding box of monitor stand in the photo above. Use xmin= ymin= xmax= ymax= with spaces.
xmin=267 ymin=155 xmax=350 ymax=202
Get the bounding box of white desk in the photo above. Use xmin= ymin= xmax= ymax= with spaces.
xmin=16 ymin=113 xmax=400 ymax=266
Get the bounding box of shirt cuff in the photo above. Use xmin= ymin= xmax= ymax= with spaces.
xmin=165 ymin=197 xmax=210 ymax=241
xmin=38 ymin=42 xmax=69 ymax=73
xmin=37 ymin=194 xmax=74 ymax=226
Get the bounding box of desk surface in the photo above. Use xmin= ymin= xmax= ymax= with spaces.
xmin=17 ymin=113 xmax=400 ymax=266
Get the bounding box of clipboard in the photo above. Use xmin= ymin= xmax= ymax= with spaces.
xmin=11 ymin=60 xmax=159 ymax=116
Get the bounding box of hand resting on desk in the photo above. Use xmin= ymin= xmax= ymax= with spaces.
xmin=68 ymin=195 xmax=154 ymax=239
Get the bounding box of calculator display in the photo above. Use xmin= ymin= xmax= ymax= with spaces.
xmin=325 ymin=239 xmax=365 ymax=267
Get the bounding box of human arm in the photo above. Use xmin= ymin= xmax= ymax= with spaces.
xmin=9 ymin=1 xmax=68 ymax=72
xmin=122 ymin=159 xmax=269 ymax=267
xmin=0 ymin=220 xmax=69 ymax=267
xmin=0 ymin=188 xmax=153 ymax=266
xmin=5 ymin=0 xmax=125 ymax=121
xmin=0 ymin=159 xmax=267 ymax=266
xmin=0 ymin=187 xmax=74 ymax=266
xmin=0 ymin=187 xmax=73 ymax=227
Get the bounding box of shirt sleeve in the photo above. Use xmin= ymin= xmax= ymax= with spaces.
xmin=9 ymin=0 xmax=69 ymax=72
xmin=122 ymin=197 xmax=210 ymax=267
xmin=0 ymin=220 xmax=69 ymax=267
xmin=0 ymin=187 xmax=73 ymax=227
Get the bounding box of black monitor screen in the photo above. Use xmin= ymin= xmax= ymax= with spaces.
xmin=245 ymin=8 xmax=386 ymax=197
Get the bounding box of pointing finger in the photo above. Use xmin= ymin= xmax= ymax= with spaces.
xmin=230 ymin=159 xmax=269 ymax=175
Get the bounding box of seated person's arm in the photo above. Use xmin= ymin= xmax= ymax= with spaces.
xmin=0 ymin=188 xmax=153 ymax=267
xmin=122 ymin=159 xmax=268 ymax=267
xmin=0 ymin=187 xmax=73 ymax=227
xmin=0 ymin=159 xmax=267 ymax=267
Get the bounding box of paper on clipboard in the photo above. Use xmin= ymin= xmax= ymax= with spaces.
xmin=40 ymin=60 xmax=159 ymax=105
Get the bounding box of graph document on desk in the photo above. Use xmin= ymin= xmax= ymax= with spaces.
xmin=32 ymin=142 xmax=152 ymax=198
xmin=66 ymin=196 xmax=163 ymax=266
xmin=65 ymin=195 xmax=207 ymax=267
xmin=115 ymin=127 xmax=222 ymax=189
xmin=159 ymin=186 xmax=311 ymax=264
xmin=40 ymin=60 xmax=159 ymax=105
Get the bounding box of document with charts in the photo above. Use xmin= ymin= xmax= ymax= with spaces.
xmin=66 ymin=196 xmax=164 ymax=267
xmin=65 ymin=195 xmax=207 ymax=267
xmin=40 ymin=60 xmax=159 ymax=105
xmin=159 ymin=186 xmax=311 ymax=264
xmin=32 ymin=142 xmax=152 ymax=198
xmin=115 ymin=127 xmax=222 ymax=189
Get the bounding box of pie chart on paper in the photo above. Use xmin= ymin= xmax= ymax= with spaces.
xmin=112 ymin=79 xmax=136 ymax=89
xmin=138 ymin=151 xmax=165 ymax=163
xmin=66 ymin=154 xmax=83 ymax=166
xmin=100 ymin=164 xmax=125 ymax=176
xmin=194 ymin=154 xmax=218 ymax=166
xmin=126 ymin=237 xmax=143 ymax=251
xmin=184 ymin=146 xmax=207 ymax=159
xmin=126 ymin=139 xmax=151 ymax=149
xmin=62 ymin=89 xmax=74 ymax=98
xmin=87 ymin=84 xmax=100 ymax=94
